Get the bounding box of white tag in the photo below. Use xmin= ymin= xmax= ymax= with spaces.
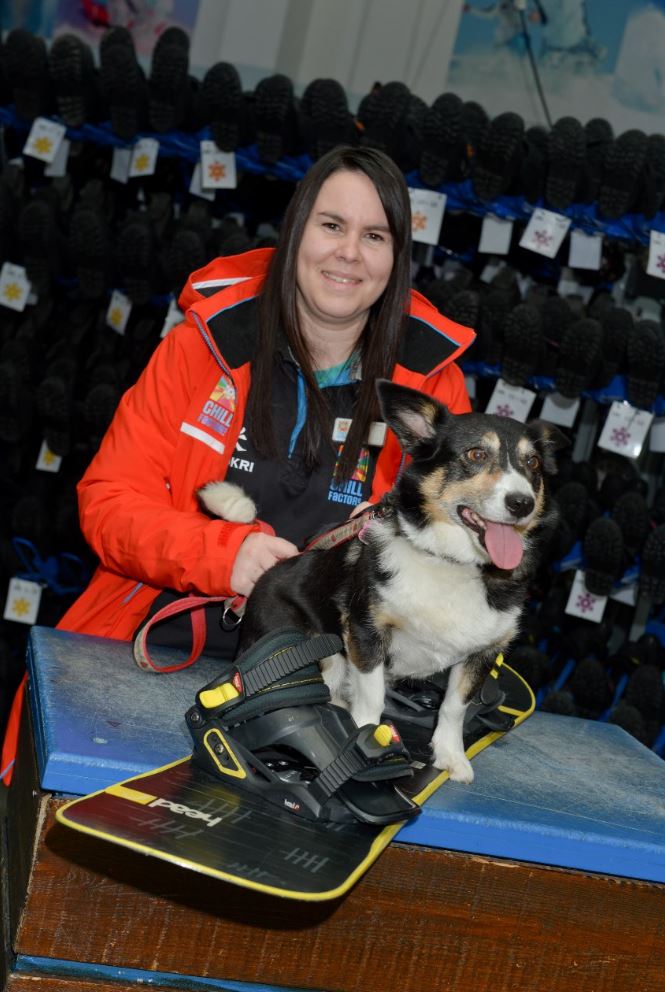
xmin=597 ymin=401 xmax=653 ymax=459
xmin=106 ymin=289 xmax=132 ymax=335
xmin=568 ymin=230 xmax=602 ymax=270
xmin=408 ymin=188 xmax=447 ymax=246
xmin=484 ymin=379 xmax=536 ymax=422
xmin=464 ymin=375 xmax=477 ymax=400
xmin=44 ymin=137 xmax=70 ymax=178
xmin=565 ymin=570 xmax=607 ymax=622
xmin=160 ymin=297 xmax=184 ymax=338
xmin=189 ymin=162 xmax=216 ymax=201
xmin=478 ymin=215 xmax=513 ymax=255
xmin=519 ymin=207 xmax=571 ymax=259
xmin=36 ymin=440 xmax=62 ymax=472
xmin=332 ymin=418 xmax=386 ymax=446
xmin=199 ymin=141 xmax=237 ymax=189
xmin=23 ymin=117 xmax=66 ymax=163
xmin=4 ymin=577 xmax=42 ymax=625
xmin=0 ymin=262 xmax=31 ymax=312
xmin=610 ymin=583 xmax=638 ymax=606
xmin=540 ymin=392 xmax=580 ymax=428
xmin=649 ymin=416 xmax=665 ymax=452
xmin=129 ymin=137 xmax=159 ymax=178
xmin=646 ymin=229 xmax=665 ymax=280
xmin=480 ymin=260 xmax=504 ymax=284
xmin=110 ymin=147 xmax=131 ymax=184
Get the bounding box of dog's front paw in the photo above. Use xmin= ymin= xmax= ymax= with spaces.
xmin=432 ymin=745 xmax=475 ymax=783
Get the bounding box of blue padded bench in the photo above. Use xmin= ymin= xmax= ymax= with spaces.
xmin=2 ymin=625 xmax=663 ymax=992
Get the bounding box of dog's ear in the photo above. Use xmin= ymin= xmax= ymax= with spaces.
xmin=376 ymin=379 xmax=447 ymax=452
xmin=526 ymin=420 xmax=570 ymax=474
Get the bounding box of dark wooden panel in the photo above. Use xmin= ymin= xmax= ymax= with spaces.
xmin=14 ymin=801 xmax=665 ymax=992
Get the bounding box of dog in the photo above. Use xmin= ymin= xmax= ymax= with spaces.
xmin=199 ymin=380 xmax=566 ymax=783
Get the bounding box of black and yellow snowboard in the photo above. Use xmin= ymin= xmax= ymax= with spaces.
xmin=57 ymin=632 xmax=533 ymax=902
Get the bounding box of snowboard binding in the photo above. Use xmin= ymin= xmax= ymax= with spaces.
xmin=382 ymin=656 xmax=515 ymax=762
xmin=186 ymin=628 xmax=420 ymax=826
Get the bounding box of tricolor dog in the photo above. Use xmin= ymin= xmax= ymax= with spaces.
xmin=199 ymin=381 xmax=565 ymax=783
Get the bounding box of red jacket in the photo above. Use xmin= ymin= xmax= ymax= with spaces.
xmin=57 ymin=248 xmax=474 ymax=641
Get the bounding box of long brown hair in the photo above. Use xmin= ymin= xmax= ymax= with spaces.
xmin=248 ymin=145 xmax=412 ymax=479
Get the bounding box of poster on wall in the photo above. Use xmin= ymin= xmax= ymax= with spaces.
xmin=447 ymin=0 xmax=665 ymax=132
xmin=1 ymin=1 xmax=201 ymax=56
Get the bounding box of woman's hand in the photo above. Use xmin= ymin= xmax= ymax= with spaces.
xmin=230 ymin=532 xmax=299 ymax=596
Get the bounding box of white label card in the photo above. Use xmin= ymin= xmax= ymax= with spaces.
xmin=110 ymin=147 xmax=131 ymax=184
xmin=519 ymin=208 xmax=571 ymax=259
xmin=464 ymin=375 xmax=477 ymax=400
xmin=484 ymin=379 xmax=536 ymax=422
xmin=160 ymin=297 xmax=184 ymax=339
xmin=646 ymin=229 xmax=665 ymax=280
xmin=408 ymin=188 xmax=446 ymax=246
xmin=597 ymin=401 xmax=653 ymax=459
xmin=610 ymin=583 xmax=638 ymax=607
xmin=36 ymin=440 xmax=62 ymax=472
xmin=23 ymin=117 xmax=66 ymax=163
xmin=4 ymin=577 xmax=42 ymax=625
xmin=480 ymin=260 xmax=504 ymax=284
xmin=565 ymin=570 xmax=607 ymax=622
xmin=44 ymin=137 xmax=70 ymax=178
xmin=106 ymin=289 xmax=132 ymax=335
xmin=540 ymin=392 xmax=580 ymax=428
xmin=129 ymin=138 xmax=159 ymax=178
xmin=649 ymin=416 xmax=665 ymax=452
xmin=0 ymin=262 xmax=31 ymax=312
xmin=332 ymin=418 xmax=387 ymax=446
xmin=478 ymin=215 xmax=513 ymax=255
xmin=199 ymin=141 xmax=237 ymax=189
xmin=189 ymin=162 xmax=216 ymax=201
xmin=568 ymin=230 xmax=603 ymax=270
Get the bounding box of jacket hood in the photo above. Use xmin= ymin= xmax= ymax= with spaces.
xmin=178 ymin=247 xmax=275 ymax=311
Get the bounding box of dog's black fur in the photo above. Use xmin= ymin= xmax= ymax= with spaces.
xmin=200 ymin=381 xmax=566 ymax=782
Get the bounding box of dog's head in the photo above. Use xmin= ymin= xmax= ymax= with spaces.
xmin=377 ymin=380 xmax=567 ymax=570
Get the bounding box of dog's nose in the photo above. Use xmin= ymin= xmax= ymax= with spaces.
xmin=505 ymin=492 xmax=535 ymax=519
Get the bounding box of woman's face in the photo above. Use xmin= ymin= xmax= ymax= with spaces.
xmin=295 ymin=169 xmax=394 ymax=337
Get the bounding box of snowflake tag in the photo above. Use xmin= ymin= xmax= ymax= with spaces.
xmin=408 ymin=188 xmax=447 ymax=245
xmin=4 ymin=577 xmax=42 ymax=625
xmin=519 ymin=207 xmax=571 ymax=259
xmin=44 ymin=137 xmax=71 ymax=178
xmin=565 ymin=570 xmax=607 ymax=622
xmin=160 ymin=296 xmax=184 ymax=338
xmin=540 ymin=391 xmax=580 ymax=428
xmin=23 ymin=117 xmax=66 ymax=163
xmin=610 ymin=583 xmax=638 ymax=607
xmin=484 ymin=379 xmax=536 ymax=422
xmin=568 ymin=230 xmax=603 ymax=270
xmin=597 ymin=401 xmax=653 ymax=459
xmin=110 ymin=147 xmax=131 ymax=184
xmin=646 ymin=229 xmax=665 ymax=280
xmin=105 ymin=289 xmax=132 ymax=335
xmin=199 ymin=141 xmax=237 ymax=189
xmin=478 ymin=215 xmax=513 ymax=255
xmin=129 ymin=138 xmax=159 ymax=178
xmin=0 ymin=262 xmax=31 ymax=312
xmin=189 ymin=161 xmax=216 ymax=201
xmin=36 ymin=440 xmax=62 ymax=472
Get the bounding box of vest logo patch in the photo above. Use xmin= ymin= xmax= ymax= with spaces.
xmin=327 ymin=446 xmax=369 ymax=507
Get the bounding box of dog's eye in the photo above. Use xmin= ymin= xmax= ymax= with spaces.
xmin=466 ymin=448 xmax=488 ymax=463
xmin=526 ymin=454 xmax=541 ymax=472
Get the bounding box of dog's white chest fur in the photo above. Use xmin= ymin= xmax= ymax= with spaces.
xmin=375 ymin=533 xmax=519 ymax=680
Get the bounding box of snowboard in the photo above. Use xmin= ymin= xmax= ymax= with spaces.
xmin=56 ymin=663 xmax=534 ymax=902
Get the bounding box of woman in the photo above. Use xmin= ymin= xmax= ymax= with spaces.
xmin=1 ymin=146 xmax=474 ymax=783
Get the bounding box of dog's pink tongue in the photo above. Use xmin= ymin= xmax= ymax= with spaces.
xmin=484 ymin=522 xmax=524 ymax=570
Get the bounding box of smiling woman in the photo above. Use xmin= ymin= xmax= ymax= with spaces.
xmin=2 ymin=144 xmax=478 ymax=787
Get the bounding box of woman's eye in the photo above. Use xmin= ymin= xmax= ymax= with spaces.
xmin=366 ymin=231 xmax=384 ymax=242
xmin=323 ymin=222 xmax=340 ymax=232
xmin=466 ymin=448 xmax=487 ymax=463
xmin=526 ymin=454 xmax=541 ymax=472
